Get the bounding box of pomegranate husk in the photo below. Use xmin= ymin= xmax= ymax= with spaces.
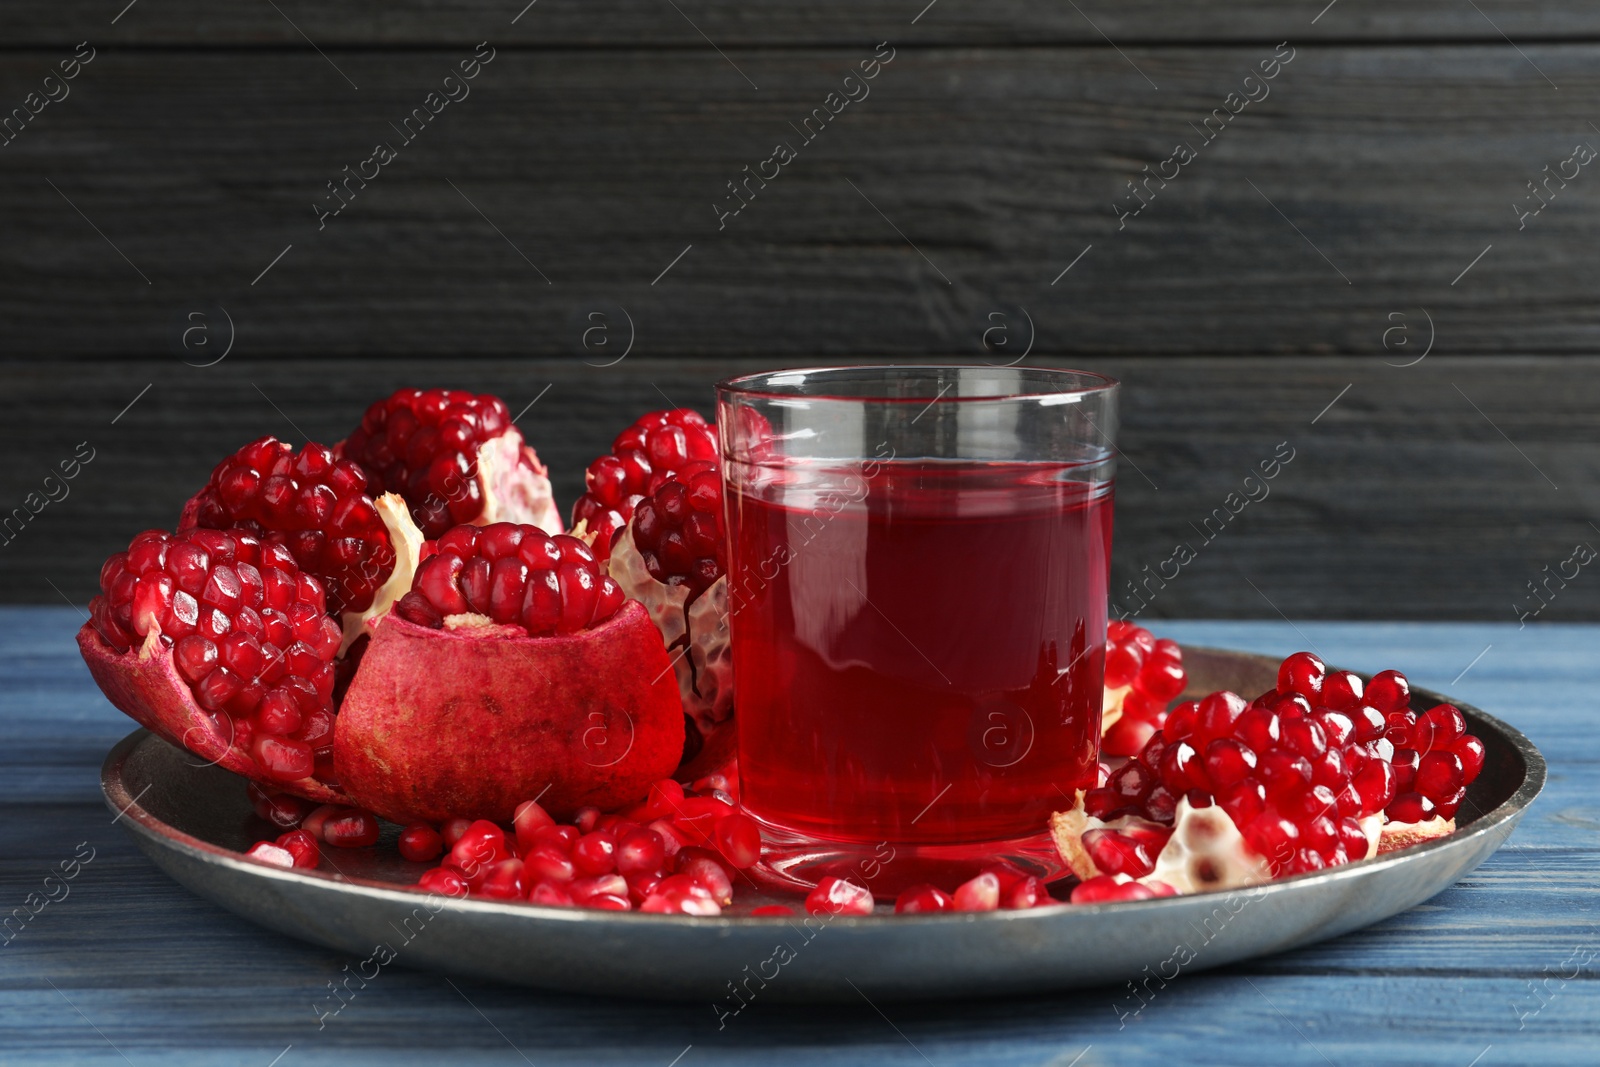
xmin=333 ymin=601 xmax=684 ymax=824
xmin=607 ymin=527 xmax=734 ymax=777
xmin=77 ymin=625 xmax=350 ymax=804
xmin=1377 ymin=816 xmax=1455 ymax=853
xmin=470 ymin=431 xmax=563 ymax=534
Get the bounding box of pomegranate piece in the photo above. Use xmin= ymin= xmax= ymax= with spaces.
xmin=180 ymin=437 xmax=395 ymax=615
xmin=394 ymin=524 xmax=625 ymax=636
xmin=78 ymin=527 xmax=348 ymax=800
xmin=398 ymin=823 xmax=444 ymax=863
xmin=805 ymin=876 xmax=874 ymax=916
xmin=339 ymin=388 xmax=562 ymax=540
xmin=571 ymin=409 xmax=717 ymax=563
xmin=333 ymin=600 xmax=685 ymax=824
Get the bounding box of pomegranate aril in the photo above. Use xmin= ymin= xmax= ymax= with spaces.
xmin=1004 ymin=876 xmax=1049 ymax=909
xmin=1352 ymin=759 xmax=1397 ymax=815
xmin=1338 ymin=817 xmax=1370 ymax=860
xmin=1387 ymin=792 xmax=1437 ymax=823
xmin=1455 ymin=735 xmax=1486 ymax=783
xmin=615 ymin=830 xmax=667 ymax=876
xmin=895 ymin=884 xmax=954 ymax=914
xmin=1364 ymin=669 xmax=1411 ymax=714
xmin=1415 ymin=704 xmax=1466 ymax=753
xmin=1219 ymin=780 xmax=1268 ymax=827
xmin=399 ymin=823 xmax=444 ymax=863
xmin=585 ymin=893 xmax=632 ymax=911
xmin=246 ymin=842 xmax=296 ymax=868
xmin=1110 ymin=760 xmax=1156 ymax=800
xmin=418 ymin=867 xmax=468 ymax=897
xmin=805 ymin=876 xmax=874 ymax=916
xmin=323 ymin=810 xmax=380 ymax=848
xmin=676 ymin=851 xmax=734 ymax=906
xmin=1414 ymin=751 xmax=1465 ymax=799
xmin=1204 ymin=738 xmax=1257 ymax=789
xmin=1277 ymin=652 xmax=1326 ymax=699
xmin=528 ymin=882 xmax=575 ymax=907
xmin=952 ymin=872 xmax=1001 ymax=912
xmin=480 ymin=859 xmax=527 ymax=900
xmin=713 ymin=812 xmax=762 ymax=869
xmin=571 ymin=831 xmax=617 ymax=875
xmin=274 ymin=829 xmax=320 ymax=868
xmin=247 ymin=784 xmax=313 ymax=829
xmin=1070 ymin=875 xmax=1154 ymax=904
xmin=1243 ymin=813 xmax=1300 ymax=872
xmin=252 ymin=735 xmax=314 ymax=782
xmin=1082 ymin=829 xmax=1155 ymax=878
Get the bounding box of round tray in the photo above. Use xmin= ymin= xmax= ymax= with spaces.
xmin=101 ymin=645 xmax=1544 ymax=1002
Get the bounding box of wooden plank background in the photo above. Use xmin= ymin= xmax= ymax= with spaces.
xmin=2 ymin=2 xmax=1597 ymax=617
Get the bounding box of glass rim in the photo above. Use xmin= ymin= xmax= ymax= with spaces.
xmin=715 ymin=364 xmax=1119 ymax=405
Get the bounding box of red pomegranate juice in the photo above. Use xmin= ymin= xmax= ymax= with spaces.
xmin=727 ymin=460 xmax=1111 ymax=846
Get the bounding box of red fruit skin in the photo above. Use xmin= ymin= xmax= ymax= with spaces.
xmin=76 ymin=623 xmax=348 ymax=805
xmin=333 ymin=601 xmax=684 ymax=824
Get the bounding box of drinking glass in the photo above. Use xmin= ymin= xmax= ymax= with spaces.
xmin=716 ymin=366 xmax=1118 ymax=892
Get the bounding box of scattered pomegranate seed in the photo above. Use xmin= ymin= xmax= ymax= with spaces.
xmin=396 ymin=523 xmax=625 ymax=636
xmin=953 ymin=872 xmax=1002 ymax=912
xmin=417 ymin=867 xmax=468 ymax=897
xmin=1070 ymin=875 xmax=1155 ymax=904
xmin=805 ymin=876 xmax=874 ymax=916
xmin=572 ymin=409 xmax=718 ymax=562
xmin=398 ymin=823 xmax=444 ymax=863
xmin=246 ymin=783 xmax=314 ymax=829
xmin=245 ymin=841 xmax=297 ymax=868
xmin=275 ymin=829 xmax=320 ymax=868
xmin=895 ymin=884 xmax=954 ymax=914
xmin=323 ymin=810 xmax=380 ymax=848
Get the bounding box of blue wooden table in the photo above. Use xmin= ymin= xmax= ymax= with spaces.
xmin=2 ymin=608 xmax=1594 ymax=1066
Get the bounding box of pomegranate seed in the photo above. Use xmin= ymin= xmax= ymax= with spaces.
xmin=1338 ymin=816 xmax=1370 ymax=860
xmin=1070 ymin=875 xmax=1154 ymax=904
xmin=1414 ymin=704 xmax=1467 ymax=753
xmin=246 ymin=841 xmax=296 ymax=868
xmin=573 ymin=806 xmax=601 ymax=833
xmin=449 ymin=820 xmax=509 ymax=876
xmin=615 ymin=829 xmax=667 ymax=876
xmin=585 ymin=893 xmax=632 ymax=911
xmin=417 ymin=867 xmax=468 ymax=897
xmin=274 ymin=829 xmax=319 ymax=868
xmin=646 ymin=819 xmax=688 ymax=863
xmin=676 ymin=850 xmax=734 ymax=906
xmin=1082 ymin=829 xmax=1156 ymax=878
xmin=952 ymin=872 xmax=1001 ymax=912
xmin=570 ymin=873 xmax=628 ymax=902
xmin=1414 ymin=751 xmax=1465 ymax=799
xmin=323 ymin=810 xmax=380 ymax=848
xmin=1105 ymin=641 xmax=1144 ymax=688
xmin=301 ymin=804 xmax=342 ymax=841
xmin=1351 ymin=760 xmax=1397 ymax=815
xmin=1320 ymin=671 xmax=1363 ymax=712
xmin=1232 ymin=705 xmax=1281 ymax=752
xmin=1162 ymin=700 xmax=1199 ymax=741
xmin=1455 ymin=735 xmax=1486 ymax=783
xmin=1102 ymin=715 xmax=1158 ymax=758
xmin=1004 ymin=876 xmax=1049 ymax=909
xmin=805 ymin=876 xmax=874 ymax=916
xmin=1387 ymin=792 xmax=1437 ymax=823
xmin=1364 ymin=669 xmax=1411 ymax=714
xmin=1194 ymin=690 xmax=1247 ymax=743
xmin=246 ymin=784 xmax=313 ymax=829
xmin=894 ymin=884 xmax=954 ymax=913
xmin=714 ymin=812 xmax=762 ymax=869
xmin=750 ymin=904 xmax=797 ymax=917
xmin=525 ymin=845 xmax=577 ymax=883
xmin=440 ymin=817 xmax=473 ymax=847
xmin=399 ymin=824 xmax=444 ymax=863
xmin=480 ymin=859 xmax=527 ymax=900
xmin=512 ymin=799 xmax=556 ymax=854
xmin=528 ymin=882 xmax=575 ymax=906
xmin=1434 ymin=787 xmax=1466 ymax=819
xmin=572 ymin=831 xmax=618 ymax=875
xmin=1277 ymin=652 xmax=1326 ymax=699
xmin=1204 ymin=737 xmax=1258 ymax=789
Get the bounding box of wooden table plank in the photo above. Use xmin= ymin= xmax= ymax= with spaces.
xmin=9 ymin=0 xmax=1600 ymax=46
xmin=2 ymin=612 xmax=1594 ymax=1063
xmin=3 ymin=46 xmax=1599 ymax=358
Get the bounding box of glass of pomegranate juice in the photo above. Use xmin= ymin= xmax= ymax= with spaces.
xmin=717 ymin=366 xmax=1117 ymax=893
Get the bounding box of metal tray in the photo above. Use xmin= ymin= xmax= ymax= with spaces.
xmin=101 ymin=645 xmax=1544 ymax=1002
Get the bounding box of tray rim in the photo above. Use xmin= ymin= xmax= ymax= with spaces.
xmin=100 ymin=644 xmax=1547 ymax=929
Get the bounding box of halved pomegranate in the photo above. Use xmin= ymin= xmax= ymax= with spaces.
xmin=338 ymin=388 xmax=562 ymax=540
xmin=78 ymin=527 xmax=349 ymax=800
xmin=1053 ymin=653 xmax=1479 ymax=894
xmin=570 ymin=409 xmax=718 ymax=563
xmin=333 ymin=523 xmax=685 ymax=824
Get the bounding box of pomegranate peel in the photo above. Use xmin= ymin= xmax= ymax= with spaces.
xmin=1376 ymin=816 xmax=1455 ymax=854
xmin=78 ymin=624 xmax=348 ymax=805
xmin=338 ymin=492 xmax=425 ymax=655
xmin=608 ymin=527 xmax=734 ymax=774
xmin=333 ymin=601 xmax=684 ymax=824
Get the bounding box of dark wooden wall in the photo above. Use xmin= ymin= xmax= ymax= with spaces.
xmin=3 ymin=2 xmax=1597 ymax=620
